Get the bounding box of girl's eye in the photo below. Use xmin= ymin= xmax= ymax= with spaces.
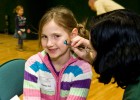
xmin=41 ymin=35 xmax=47 ymax=39
xmin=53 ymin=35 xmax=60 ymax=39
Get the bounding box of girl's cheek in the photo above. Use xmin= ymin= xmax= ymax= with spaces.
xmin=41 ymin=41 xmax=47 ymax=47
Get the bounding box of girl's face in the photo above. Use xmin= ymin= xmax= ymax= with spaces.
xmin=17 ymin=8 xmax=24 ymax=16
xmin=41 ymin=20 xmax=71 ymax=60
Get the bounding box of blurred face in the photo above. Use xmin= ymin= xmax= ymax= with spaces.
xmin=41 ymin=20 xmax=71 ymax=60
xmin=17 ymin=8 xmax=24 ymax=16
xmin=88 ymin=0 xmax=96 ymax=11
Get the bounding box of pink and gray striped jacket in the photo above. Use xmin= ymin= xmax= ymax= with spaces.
xmin=23 ymin=50 xmax=93 ymax=100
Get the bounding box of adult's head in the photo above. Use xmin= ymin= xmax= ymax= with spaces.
xmin=90 ymin=9 xmax=140 ymax=88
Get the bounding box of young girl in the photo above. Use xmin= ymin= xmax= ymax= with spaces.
xmin=14 ymin=5 xmax=30 ymax=50
xmin=23 ymin=6 xmax=92 ymax=100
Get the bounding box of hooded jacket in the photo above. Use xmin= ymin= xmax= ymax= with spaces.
xmin=23 ymin=50 xmax=92 ymax=100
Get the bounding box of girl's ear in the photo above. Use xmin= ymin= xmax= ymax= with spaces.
xmin=71 ymin=28 xmax=78 ymax=38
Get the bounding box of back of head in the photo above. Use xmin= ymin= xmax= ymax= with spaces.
xmin=90 ymin=9 xmax=140 ymax=88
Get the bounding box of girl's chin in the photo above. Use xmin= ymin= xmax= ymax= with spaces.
xmin=49 ymin=55 xmax=59 ymax=61
xmin=45 ymin=50 xmax=56 ymax=54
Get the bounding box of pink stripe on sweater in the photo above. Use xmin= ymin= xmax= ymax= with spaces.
xmin=71 ymin=60 xmax=92 ymax=73
xmin=25 ymin=54 xmax=43 ymax=68
xmin=23 ymin=97 xmax=41 ymax=100
xmin=67 ymin=95 xmax=86 ymax=100
xmin=24 ymin=88 xmax=55 ymax=100
xmin=41 ymin=93 xmax=55 ymax=100
xmin=24 ymin=88 xmax=40 ymax=97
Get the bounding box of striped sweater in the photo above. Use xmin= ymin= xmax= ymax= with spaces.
xmin=23 ymin=51 xmax=93 ymax=100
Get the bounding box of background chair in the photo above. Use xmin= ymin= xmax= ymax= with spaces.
xmin=0 ymin=59 xmax=26 ymax=100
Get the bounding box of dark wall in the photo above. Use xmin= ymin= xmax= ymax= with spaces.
xmin=117 ymin=0 xmax=140 ymax=13
xmin=26 ymin=0 xmax=94 ymax=32
xmin=0 ymin=0 xmax=140 ymax=34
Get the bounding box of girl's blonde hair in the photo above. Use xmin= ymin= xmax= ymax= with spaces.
xmin=38 ymin=5 xmax=89 ymax=46
xmin=13 ymin=5 xmax=23 ymax=14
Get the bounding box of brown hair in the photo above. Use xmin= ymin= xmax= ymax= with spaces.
xmin=13 ymin=5 xmax=23 ymax=14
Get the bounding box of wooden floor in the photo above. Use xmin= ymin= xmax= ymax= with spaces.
xmin=0 ymin=33 xmax=39 ymax=64
xmin=0 ymin=34 xmax=124 ymax=100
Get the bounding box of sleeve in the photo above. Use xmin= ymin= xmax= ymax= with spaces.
xmin=123 ymin=82 xmax=140 ymax=100
xmin=23 ymin=57 xmax=41 ymax=100
xmin=66 ymin=63 xmax=93 ymax=100
xmin=15 ymin=16 xmax=20 ymax=32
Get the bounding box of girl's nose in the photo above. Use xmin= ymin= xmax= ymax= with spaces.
xmin=46 ymin=39 xmax=54 ymax=47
